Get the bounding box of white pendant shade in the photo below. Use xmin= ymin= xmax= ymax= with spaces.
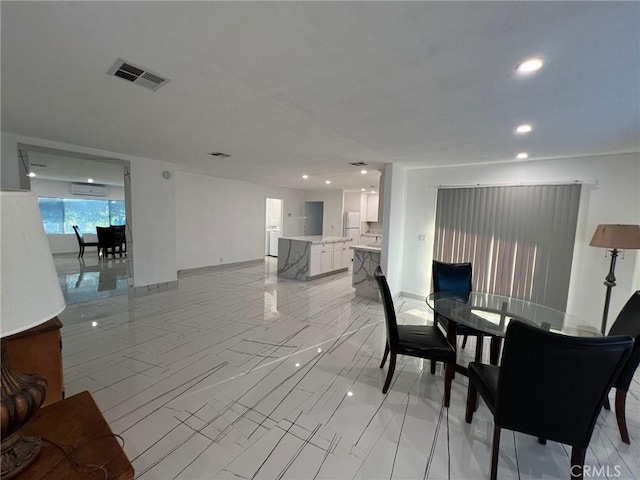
xmin=1 ymin=189 xmax=65 ymax=337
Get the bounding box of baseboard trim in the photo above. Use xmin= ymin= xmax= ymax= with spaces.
xmin=131 ymin=280 xmax=179 ymax=297
xmin=399 ymin=290 xmax=426 ymax=301
xmin=178 ymin=258 xmax=264 ymax=276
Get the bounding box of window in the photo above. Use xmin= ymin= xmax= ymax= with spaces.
xmin=433 ymin=184 xmax=581 ymax=310
xmin=37 ymin=197 xmax=125 ymax=234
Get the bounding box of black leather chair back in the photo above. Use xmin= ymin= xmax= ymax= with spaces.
xmin=496 ymin=321 xmax=633 ymax=448
xmin=96 ymin=226 xmax=116 ymax=250
xmin=608 ymin=291 xmax=640 ymax=390
xmin=432 ymin=261 xmax=472 ymax=297
xmin=72 ymin=225 xmax=83 ymax=244
xmin=374 ymin=266 xmax=399 ymax=350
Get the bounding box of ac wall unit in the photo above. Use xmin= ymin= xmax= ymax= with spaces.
xmin=70 ymin=183 xmax=107 ymax=197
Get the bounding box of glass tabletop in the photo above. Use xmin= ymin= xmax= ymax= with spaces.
xmin=426 ymin=292 xmax=600 ymax=338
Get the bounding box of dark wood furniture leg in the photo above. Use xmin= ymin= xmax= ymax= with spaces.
xmin=489 ymin=336 xmax=502 ymax=365
xmin=490 ymin=425 xmax=501 ymax=480
xmin=382 ymin=354 xmax=396 ymax=394
xmin=615 ymin=389 xmax=630 ymax=444
xmin=570 ymin=447 xmax=586 ymax=479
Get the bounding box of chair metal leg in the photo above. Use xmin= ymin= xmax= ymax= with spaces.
xmin=382 ymin=354 xmax=396 ymax=394
xmin=380 ymin=343 xmax=389 ymax=368
xmin=462 ymin=334 xmax=468 ymax=349
xmin=570 ymin=446 xmax=586 ymax=479
xmin=615 ymin=389 xmax=630 ymax=444
xmin=490 ymin=425 xmax=501 ymax=480
xmin=430 ymin=360 xmax=436 ymax=374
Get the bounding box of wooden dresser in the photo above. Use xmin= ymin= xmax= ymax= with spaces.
xmin=3 ymin=317 xmax=64 ymax=406
xmin=20 ymin=391 xmax=134 ymax=480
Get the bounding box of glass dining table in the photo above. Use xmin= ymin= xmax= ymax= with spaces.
xmin=426 ymin=291 xmax=600 ymax=375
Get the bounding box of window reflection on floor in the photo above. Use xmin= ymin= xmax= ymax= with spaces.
xmin=53 ymin=253 xmax=130 ymax=304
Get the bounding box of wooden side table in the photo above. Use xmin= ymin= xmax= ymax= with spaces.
xmin=20 ymin=391 xmax=134 ymax=480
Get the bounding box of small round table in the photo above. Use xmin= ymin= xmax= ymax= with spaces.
xmin=426 ymin=292 xmax=599 ymax=375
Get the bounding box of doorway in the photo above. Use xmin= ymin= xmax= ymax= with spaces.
xmin=304 ymin=201 xmax=323 ymax=236
xmin=265 ymin=198 xmax=283 ymax=257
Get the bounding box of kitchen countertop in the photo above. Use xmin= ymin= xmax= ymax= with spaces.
xmin=281 ymin=236 xmax=352 ymax=244
xmin=350 ymin=245 xmax=382 ymax=253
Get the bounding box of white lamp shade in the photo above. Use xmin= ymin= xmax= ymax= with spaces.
xmin=1 ymin=190 xmax=65 ymax=337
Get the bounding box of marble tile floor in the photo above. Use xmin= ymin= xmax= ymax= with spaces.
xmin=53 ymin=252 xmax=131 ymax=304
xmin=58 ymin=258 xmax=639 ymax=480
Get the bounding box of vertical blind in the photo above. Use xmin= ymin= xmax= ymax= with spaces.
xmin=433 ymin=184 xmax=581 ymax=310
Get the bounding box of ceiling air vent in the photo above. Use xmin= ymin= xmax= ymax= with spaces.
xmin=208 ymin=152 xmax=231 ymax=158
xmin=349 ymin=162 xmax=368 ymax=166
xmin=107 ymin=58 xmax=170 ymax=91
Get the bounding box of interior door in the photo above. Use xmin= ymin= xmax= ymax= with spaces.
xmin=304 ymin=201 xmax=323 ymax=235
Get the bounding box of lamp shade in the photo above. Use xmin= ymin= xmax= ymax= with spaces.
xmin=1 ymin=190 xmax=65 ymax=337
xmin=589 ymin=224 xmax=640 ymax=250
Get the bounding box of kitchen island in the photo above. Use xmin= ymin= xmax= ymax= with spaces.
xmin=350 ymin=245 xmax=382 ymax=300
xmin=277 ymin=236 xmax=352 ymax=281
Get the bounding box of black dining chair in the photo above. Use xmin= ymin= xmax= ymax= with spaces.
xmin=113 ymin=225 xmax=127 ymax=256
xmin=432 ymin=261 xmax=502 ymax=367
xmin=72 ymin=225 xmax=99 ymax=258
xmin=374 ymin=266 xmax=456 ymax=406
xmin=96 ymin=226 xmax=118 ymax=258
xmin=604 ymin=290 xmax=640 ymax=443
xmin=465 ymin=320 xmax=633 ymax=480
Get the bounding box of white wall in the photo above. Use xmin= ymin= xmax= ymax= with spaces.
xmin=304 ymin=189 xmax=344 ymax=237
xmin=399 ymin=153 xmax=640 ymax=330
xmin=1 ymin=132 xmax=178 ymax=288
xmin=175 ymin=172 xmax=304 ymax=271
xmin=381 ymin=163 xmax=408 ymax=294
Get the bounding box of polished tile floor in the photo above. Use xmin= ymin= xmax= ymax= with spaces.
xmin=57 ymin=259 xmax=639 ymax=480
xmin=54 ymin=252 xmax=130 ymax=304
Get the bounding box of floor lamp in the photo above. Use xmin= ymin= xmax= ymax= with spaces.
xmin=1 ymin=190 xmax=66 ymax=478
xmin=589 ymin=224 xmax=640 ymax=335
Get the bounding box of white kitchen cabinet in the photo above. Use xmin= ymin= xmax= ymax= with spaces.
xmin=321 ymin=250 xmax=333 ymax=273
xmin=333 ymin=241 xmax=351 ymax=269
xmin=310 ymin=252 xmax=321 ymax=276
xmin=341 ymin=245 xmax=352 ymax=268
xmin=366 ymin=194 xmax=379 ymax=222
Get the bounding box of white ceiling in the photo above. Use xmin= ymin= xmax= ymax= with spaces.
xmin=2 ymin=2 xmax=638 ymax=192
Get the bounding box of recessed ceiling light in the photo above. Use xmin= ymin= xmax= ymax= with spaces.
xmin=302 ymin=174 xmax=308 ymax=179
xmin=87 ymin=178 xmax=94 ymax=183
xmin=361 ymin=188 xmax=366 ymax=192
xmin=27 ymin=172 xmax=36 ymax=178
xmin=517 ymin=58 xmax=544 ymax=74
xmin=361 ymin=170 xmax=367 ymax=174
xmin=517 ymin=152 xmax=529 ymax=159
xmin=370 ymin=190 xmax=375 ymax=193
xmin=516 ymin=124 xmax=532 ymax=134
xmin=325 ymin=180 xmax=331 ymax=184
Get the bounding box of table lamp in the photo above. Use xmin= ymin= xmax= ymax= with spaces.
xmin=589 ymin=224 xmax=640 ymax=335
xmin=1 ymin=190 xmax=66 ymax=478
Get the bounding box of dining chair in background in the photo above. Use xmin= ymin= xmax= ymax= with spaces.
xmin=96 ymin=226 xmax=118 ymax=258
xmin=72 ymin=225 xmax=99 ymax=258
xmin=604 ymin=290 xmax=640 ymax=443
xmin=432 ymin=261 xmax=502 ymax=367
xmin=465 ymin=320 xmax=633 ymax=480
xmin=374 ymin=266 xmax=456 ymax=406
